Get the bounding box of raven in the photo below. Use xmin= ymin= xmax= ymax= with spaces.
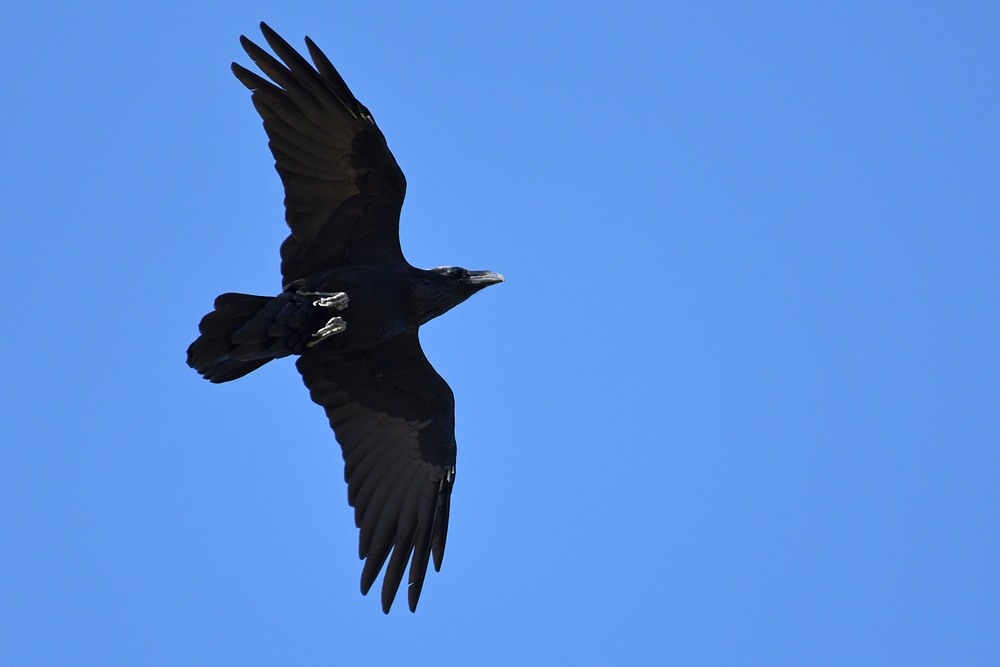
xmin=186 ymin=23 xmax=503 ymax=614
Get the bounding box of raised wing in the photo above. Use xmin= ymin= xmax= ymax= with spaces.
xmin=233 ymin=23 xmax=408 ymax=287
xmin=296 ymin=333 xmax=456 ymax=613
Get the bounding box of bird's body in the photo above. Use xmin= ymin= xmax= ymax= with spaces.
xmin=190 ymin=264 xmax=498 ymax=378
xmin=186 ymin=24 xmax=502 ymax=613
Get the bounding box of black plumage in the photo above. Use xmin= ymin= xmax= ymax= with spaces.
xmin=186 ymin=23 xmax=503 ymax=613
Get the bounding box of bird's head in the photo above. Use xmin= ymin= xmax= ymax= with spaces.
xmin=429 ymin=266 xmax=505 ymax=290
xmin=416 ymin=266 xmax=504 ymax=323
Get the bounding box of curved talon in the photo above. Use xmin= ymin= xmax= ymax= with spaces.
xmin=306 ymin=316 xmax=347 ymax=347
xmin=314 ymin=294 xmax=348 ymax=309
xmin=296 ymin=290 xmax=349 ymax=310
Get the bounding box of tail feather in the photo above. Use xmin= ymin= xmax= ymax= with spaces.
xmin=187 ymin=292 xmax=284 ymax=383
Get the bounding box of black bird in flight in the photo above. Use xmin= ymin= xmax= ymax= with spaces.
xmin=187 ymin=23 xmax=503 ymax=613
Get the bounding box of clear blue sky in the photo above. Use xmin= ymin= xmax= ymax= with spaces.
xmin=1 ymin=1 xmax=997 ymax=665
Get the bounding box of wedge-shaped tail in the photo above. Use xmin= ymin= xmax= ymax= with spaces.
xmin=187 ymin=292 xmax=283 ymax=383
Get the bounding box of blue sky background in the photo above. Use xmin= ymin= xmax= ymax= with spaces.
xmin=1 ymin=1 xmax=998 ymax=665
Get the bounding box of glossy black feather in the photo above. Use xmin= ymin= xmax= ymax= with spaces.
xmin=296 ymin=336 xmax=457 ymax=609
xmin=187 ymin=24 xmax=501 ymax=613
xmin=231 ymin=23 xmax=406 ymax=286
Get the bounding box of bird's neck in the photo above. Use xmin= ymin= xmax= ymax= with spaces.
xmin=411 ymin=282 xmax=463 ymax=326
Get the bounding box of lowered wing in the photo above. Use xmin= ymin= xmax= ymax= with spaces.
xmin=296 ymin=332 xmax=457 ymax=613
xmin=233 ymin=23 xmax=408 ymax=286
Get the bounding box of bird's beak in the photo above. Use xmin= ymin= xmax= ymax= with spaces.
xmin=466 ymin=270 xmax=505 ymax=286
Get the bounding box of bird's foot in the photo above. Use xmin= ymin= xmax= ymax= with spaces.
xmin=297 ymin=290 xmax=349 ymax=310
xmin=306 ymin=317 xmax=347 ymax=347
